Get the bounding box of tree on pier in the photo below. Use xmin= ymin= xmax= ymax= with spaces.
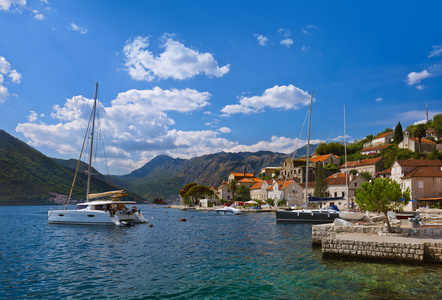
xmin=355 ymin=178 xmax=410 ymax=233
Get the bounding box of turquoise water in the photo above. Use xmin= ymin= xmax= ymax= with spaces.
xmin=0 ymin=205 xmax=441 ymax=299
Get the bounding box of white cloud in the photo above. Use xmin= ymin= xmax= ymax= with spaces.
xmin=226 ymin=136 xmax=323 ymax=154
xmin=0 ymin=0 xmax=25 ymax=11
xmin=405 ymin=70 xmax=431 ymax=85
xmin=32 ymin=9 xmax=44 ymax=20
xmin=123 ymin=35 xmax=230 ymax=81
xmin=8 ymin=69 xmax=21 ymax=83
xmin=0 ymin=56 xmax=21 ymax=104
xmin=27 ymin=111 xmax=38 ymax=122
xmin=254 ymin=34 xmax=269 ymax=46
xmin=221 ymin=84 xmax=311 ymax=116
xmin=219 ymin=127 xmax=231 ymax=133
xmin=416 ymin=85 xmax=425 ymax=90
xmin=70 ymin=23 xmax=87 ymax=34
xmin=428 ymin=45 xmax=442 ymax=58
xmin=301 ymin=46 xmax=310 ymax=53
xmin=280 ymin=38 xmax=294 ymax=47
xmin=375 ymin=97 xmax=382 ymax=102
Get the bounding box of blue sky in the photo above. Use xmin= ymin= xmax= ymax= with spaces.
xmin=1 ymin=0 xmax=441 ymax=174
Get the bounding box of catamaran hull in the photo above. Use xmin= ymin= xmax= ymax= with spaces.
xmin=275 ymin=210 xmax=340 ymax=222
xmin=48 ymin=210 xmax=147 ymax=225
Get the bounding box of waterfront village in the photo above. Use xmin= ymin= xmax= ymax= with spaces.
xmin=176 ymin=126 xmax=442 ymax=263
xmin=179 ymin=128 xmax=442 ymax=212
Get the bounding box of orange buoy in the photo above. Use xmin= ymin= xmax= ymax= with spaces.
xmin=166 ymin=211 xmax=168 ymax=213
xmin=149 ymin=224 xmax=153 ymax=227
xmin=179 ymin=218 xmax=187 ymax=222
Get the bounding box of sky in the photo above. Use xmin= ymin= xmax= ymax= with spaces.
xmin=1 ymin=0 xmax=442 ymax=175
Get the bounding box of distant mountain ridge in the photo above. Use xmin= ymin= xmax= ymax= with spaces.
xmin=0 ymin=129 xmax=318 ymax=204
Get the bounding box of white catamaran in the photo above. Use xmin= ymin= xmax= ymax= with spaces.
xmin=48 ymin=83 xmax=147 ymax=225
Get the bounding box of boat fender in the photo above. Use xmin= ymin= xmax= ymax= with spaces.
xmin=179 ymin=218 xmax=187 ymax=222
xmin=166 ymin=211 xmax=168 ymax=213
xmin=149 ymin=224 xmax=153 ymax=227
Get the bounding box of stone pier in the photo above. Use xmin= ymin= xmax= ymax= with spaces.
xmin=313 ymin=224 xmax=442 ymax=263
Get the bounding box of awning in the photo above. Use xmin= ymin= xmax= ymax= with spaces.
xmin=87 ymin=190 xmax=126 ymax=199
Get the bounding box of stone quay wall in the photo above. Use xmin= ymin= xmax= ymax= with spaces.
xmin=312 ymin=224 xmax=442 ymax=246
xmin=322 ymin=238 xmax=425 ymax=261
xmin=313 ymin=224 xmax=442 ymax=263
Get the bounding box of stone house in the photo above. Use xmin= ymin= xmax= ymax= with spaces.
xmin=378 ymin=168 xmax=391 ymax=179
xmin=250 ymin=180 xmax=273 ymax=201
xmin=360 ymin=144 xmax=390 ymax=156
xmin=390 ymin=158 xmax=442 ymax=210
xmin=267 ymin=180 xmax=304 ymax=206
xmin=228 ymin=171 xmax=257 ymax=182
xmin=279 ymin=154 xmax=339 ymax=182
xmin=259 ymin=167 xmax=280 ymax=178
xmin=363 ymin=132 xmax=394 ymax=148
xmin=340 ymin=157 xmax=383 ymax=176
xmin=324 ymin=173 xmax=366 ymax=210
xmin=398 ymin=129 xmax=436 ymax=153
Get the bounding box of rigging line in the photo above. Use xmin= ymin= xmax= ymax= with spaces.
xmin=65 ymin=99 xmax=95 ymax=209
xmin=96 ymin=107 xmax=111 ymax=185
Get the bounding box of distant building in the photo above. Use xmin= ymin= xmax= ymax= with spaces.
xmin=363 ymin=132 xmax=394 ymax=149
xmin=398 ymin=129 xmax=436 ymax=153
xmin=279 ymin=154 xmax=339 ymax=182
xmin=250 ymin=180 xmax=273 ymax=201
xmin=325 ymin=173 xmax=366 ymax=211
xmin=259 ymin=167 xmax=281 ymax=178
xmin=340 ymin=157 xmax=384 ymax=176
xmin=267 ymin=180 xmax=304 ymax=206
xmin=360 ymin=144 xmax=390 ymax=156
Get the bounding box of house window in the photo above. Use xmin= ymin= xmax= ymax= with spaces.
xmin=354 ymin=182 xmax=357 ymax=187
xmin=342 ymin=192 xmax=345 ymax=198
xmin=418 ymin=181 xmax=424 ymax=189
xmin=334 ymin=192 xmax=337 ymax=197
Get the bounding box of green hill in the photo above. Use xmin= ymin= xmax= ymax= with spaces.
xmin=0 ymin=130 xmax=139 ymax=205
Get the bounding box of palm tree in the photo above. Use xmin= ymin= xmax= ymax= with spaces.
xmin=411 ymin=123 xmax=427 ymax=153
xmin=228 ymin=179 xmax=238 ymax=201
xmin=237 ymin=184 xmax=251 ymax=202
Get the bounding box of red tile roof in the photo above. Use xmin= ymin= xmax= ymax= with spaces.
xmin=361 ymin=144 xmax=390 ymax=152
xmin=299 ymin=182 xmax=315 ymax=188
xmin=395 ymin=159 xmax=442 ymax=167
xmin=340 ymin=157 xmax=382 ymax=168
xmin=378 ymin=168 xmax=391 ymax=174
xmin=409 ymin=137 xmax=436 ymax=144
xmin=373 ymin=132 xmax=393 ymax=140
xmin=402 ymin=166 xmax=442 ymax=178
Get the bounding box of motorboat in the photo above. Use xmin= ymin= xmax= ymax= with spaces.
xmin=276 ymin=208 xmax=339 ymax=222
xmin=215 ymin=206 xmax=241 ymax=215
xmin=48 ymin=83 xmax=147 ymax=226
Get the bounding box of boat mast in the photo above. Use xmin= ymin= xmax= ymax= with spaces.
xmin=86 ymin=83 xmax=98 ymax=200
xmin=304 ymin=92 xmax=313 ymax=208
xmin=344 ymin=104 xmax=349 ymax=210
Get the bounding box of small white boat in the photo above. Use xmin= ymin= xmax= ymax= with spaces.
xmin=215 ymin=206 xmax=241 ymax=215
xmin=340 ymin=211 xmax=366 ymax=221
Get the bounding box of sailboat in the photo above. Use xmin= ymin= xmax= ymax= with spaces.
xmin=338 ymin=105 xmax=365 ymax=221
xmin=48 ymin=83 xmax=147 ymax=225
xmin=275 ymin=93 xmax=340 ymax=222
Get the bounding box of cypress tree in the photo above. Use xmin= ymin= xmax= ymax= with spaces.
xmin=393 ymin=121 xmax=403 ymax=144
xmin=313 ymin=163 xmax=329 ymax=198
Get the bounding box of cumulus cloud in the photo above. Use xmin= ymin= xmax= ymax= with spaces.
xmin=0 ymin=0 xmax=25 ymax=11
xmin=0 ymin=56 xmax=22 ymax=104
xmin=280 ymin=39 xmax=294 ymax=47
xmin=123 ymin=35 xmax=230 ymax=81
xmin=226 ymin=136 xmax=323 ymax=154
xmin=254 ymin=34 xmax=269 ymax=46
xmin=16 ymin=87 xmax=212 ymax=170
xmin=70 ymin=22 xmax=87 ymax=34
xmin=375 ymin=97 xmax=382 ymax=102
xmin=428 ymin=45 xmax=442 ymax=58
xmin=219 ymin=127 xmax=231 ymax=133
xmin=405 ymin=70 xmax=431 ymax=85
xmin=221 ymin=84 xmax=311 ymax=116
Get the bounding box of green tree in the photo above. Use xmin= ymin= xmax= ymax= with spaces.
xmin=360 ymin=172 xmax=374 ymax=182
xmin=185 ymin=184 xmax=214 ymax=205
xmin=355 ymin=178 xmax=410 ymax=233
xmin=313 ymin=163 xmax=329 ymax=198
xmin=427 ymin=149 xmax=442 ymax=160
xmin=324 ymin=163 xmax=339 ymax=173
xmin=393 ymin=121 xmax=403 ymax=144
xmin=410 ymin=123 xmax=427 ymax=153
xmin=236 ymin=184 xmax=251 ymax=202
xmin=434 ymin=122 xmax=442 ymax=140
xmin=228 ymin=179 xmax=238 ymax=200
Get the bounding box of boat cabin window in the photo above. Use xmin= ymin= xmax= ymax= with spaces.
xmin=76 ymin=205 xmax=88 ymax=210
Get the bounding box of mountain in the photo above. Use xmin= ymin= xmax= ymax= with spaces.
xmin=112 ymin=146 xmax=318 ymax=201
xmin=0 ymin=128 xmax=319 ymax=204
xmin=0 ymin=130 xmax=138 ymax=205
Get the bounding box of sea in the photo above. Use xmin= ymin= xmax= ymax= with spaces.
xmin=0 ymin=205 xmax=441 ymax=299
